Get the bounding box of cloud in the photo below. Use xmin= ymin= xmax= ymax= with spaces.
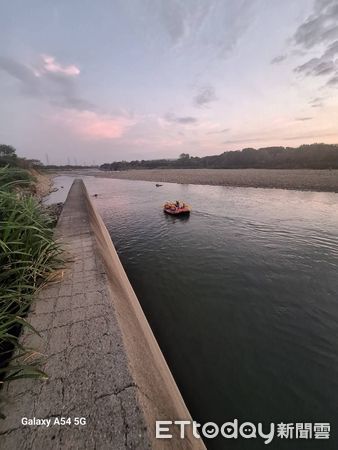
xmin=295 ymin=58 xmax=319 ymax=74
xmin=224 ymin=136 xmax=268 ymax=145
xmin=50 ymin=95 xmax=95 ymax=111
xmin=323 ymin=39 xmax=338 ymax=58
xmin=39 ymin=55 xmax=80 ymax=76
xmin=207 ymin=128 xmax=230 ymax=134
xmin=175 ymin=116 xmax=197 ymax=124
xmin=0 ymin=54 xmax=91 ymax=111
xmin=295 ymin=54 xmax=337 ymax=77
xmin=0 ymin=56 xmax=40 ymax=95
xmin=144 ymin=0 xmax=212 ymax=45
xmin=295 ymin=58 xmax=336 ymax=76
xmin=146 ymin=0 xmax=258 ymax=57
xmin=283 ymin=131 xmax=338 ymax=141
xmin=309 ymin=97 xmax=324 ymax=107
xmin=193 ymin=85 xmax=217 ymax=107
xmin=223 ymin=130 xmax=338 ymax=146
xmin=164 ymin=113 xmax=198 ymax=124
xmin=312 ymin=60 xmax=336 ymax=75
xmin=295 ymin=117 xmax=313 ymax=121
xmin=291 ymin=1 xmax=338 ymax=91
xmin=153 ymin=0 xmax=190 ymax=43
xmin=326 ymin=74 xmax=338 ymax=86
xmin=293 ymin=0 xmax=338 ymax=49
xmin=0 ymin=54 xmax=136 ymax=141
xmin=54 ymin=110 xmax=135 ymax=140
xmin=271 ymin=54 xmax=287 ymax=64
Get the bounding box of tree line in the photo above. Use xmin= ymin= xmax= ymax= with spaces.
xmin=100 ymin=144 xmax=338 ymax=171
xmin=3 ymin=142 xmax=338 ymax=171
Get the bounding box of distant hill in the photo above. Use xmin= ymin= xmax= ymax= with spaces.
xmin=100 ymin=143 xmax=338 ymax=171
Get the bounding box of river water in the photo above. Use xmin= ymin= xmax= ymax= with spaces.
xmin=47 ymin=175 xmax=338 ymax=449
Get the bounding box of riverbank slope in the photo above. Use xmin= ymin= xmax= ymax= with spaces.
xmin=29 ymin=168 xmax=54 ymax=199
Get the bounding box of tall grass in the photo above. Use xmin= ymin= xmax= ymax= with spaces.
xmin=0 ymin=166 xmax=34 ymax=188
xmin=0 ymin=167 xmax=62 ymax=417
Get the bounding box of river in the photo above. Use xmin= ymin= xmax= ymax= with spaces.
xmin=47 ymin=175 xmax=338 ymax=449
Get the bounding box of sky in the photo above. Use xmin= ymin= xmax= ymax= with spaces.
xmin=0 ymin=0 xmax=338 ymax=165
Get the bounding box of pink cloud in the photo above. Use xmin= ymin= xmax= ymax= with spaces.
xmin=55 ymin=110 xmax=135 ymax=140
xmin=40 ymin=54 xmax=80 ymax=76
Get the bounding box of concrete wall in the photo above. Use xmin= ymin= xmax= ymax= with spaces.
xmin=0 ymin=179 xmax=206 ymax=450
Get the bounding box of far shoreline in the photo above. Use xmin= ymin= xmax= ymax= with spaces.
xmin=53 ymin=168 xmax=338 ymax=194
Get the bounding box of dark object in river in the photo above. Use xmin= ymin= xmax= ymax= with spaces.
xmin=93 ymin=194 xmax=98 ymax=197
xmin=156 ymin=183 xmax=163 ymax=187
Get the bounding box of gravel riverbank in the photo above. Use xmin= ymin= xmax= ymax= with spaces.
xmin=62 ymin=168 xmax=338 ymax=193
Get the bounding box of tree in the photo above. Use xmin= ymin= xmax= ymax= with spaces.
xmin=0 ymin=144 xmax=18 ymax=166
xmin=179 ymin=153 xmax=190 ymax=159
xmin=0 ymin=144 xmax=16 ymax=158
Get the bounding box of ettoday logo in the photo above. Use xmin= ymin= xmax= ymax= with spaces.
xmin=156 ymin=420 xmax=330 ymax=444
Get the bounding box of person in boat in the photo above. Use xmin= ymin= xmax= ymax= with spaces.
xmin=175 ymin=200 xmax=180 ymax=209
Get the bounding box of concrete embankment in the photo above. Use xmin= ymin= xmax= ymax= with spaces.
xmin=0 ymin=179 xmax=205 ymax=450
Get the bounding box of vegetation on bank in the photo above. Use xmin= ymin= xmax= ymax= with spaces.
xmin=0 ymin=161 xmax=61 ymax=417
xmin=0 ymin=144 xmax=42 ymax=169
xmin=100 ymin=143 xmax=338 ymax=171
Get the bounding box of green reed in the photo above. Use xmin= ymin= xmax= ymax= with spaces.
xmin=0 ymin=167 xmax=62 ymax=417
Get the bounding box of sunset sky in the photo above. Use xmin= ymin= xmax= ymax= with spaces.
xmin=1 ymin=0 xmax=338 ymax=164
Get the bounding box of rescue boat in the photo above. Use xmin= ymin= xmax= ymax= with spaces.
xmin=163 ymin=201 xmax=191 ymax=216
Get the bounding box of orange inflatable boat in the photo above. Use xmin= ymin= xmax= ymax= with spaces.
xmin=163 ymin=201 xmax=191 ymax=216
